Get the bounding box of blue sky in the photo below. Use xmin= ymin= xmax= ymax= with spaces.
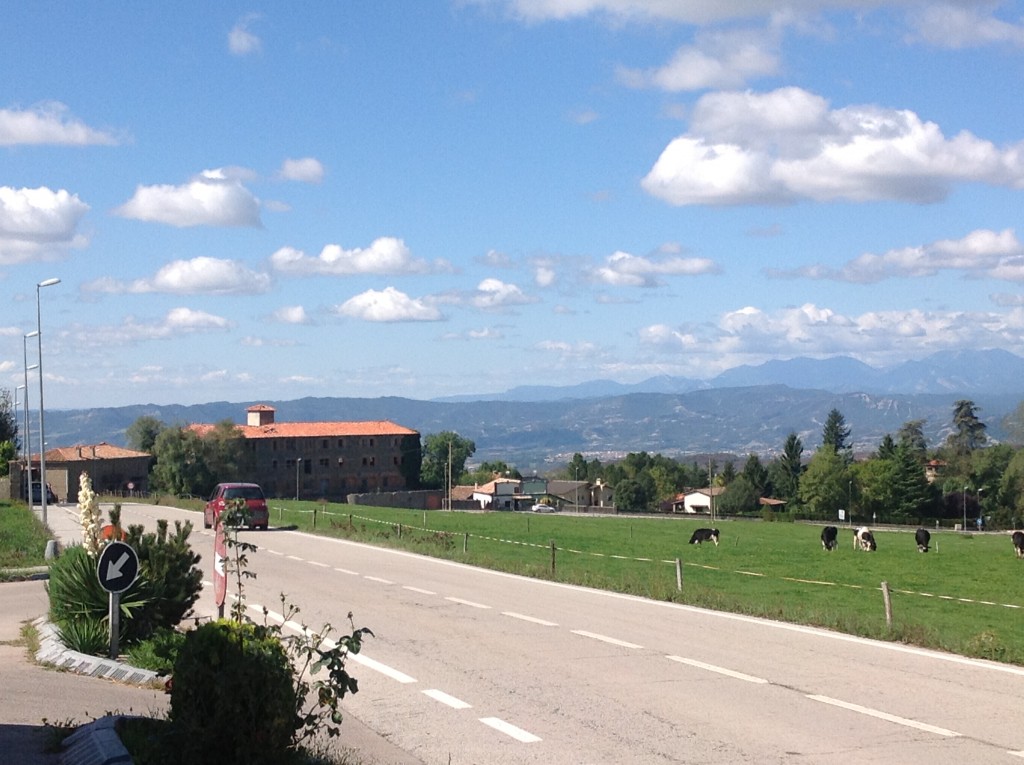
xmin=4 ymin=1 xmax=1024 ymax=411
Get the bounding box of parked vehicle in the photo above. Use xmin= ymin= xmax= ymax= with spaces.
xmin=27 ymin=482 xmax=57 ymax=504
xmin=204 ymin=483 xmax=269 ymax=530
xmin=532 ymin=503 xmax=556 ymax=513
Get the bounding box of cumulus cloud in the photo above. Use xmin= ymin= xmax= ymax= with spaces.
xmin=334 ymin=287 xmax=443 ymax=322
xmin=270 ymin=237 xmax=449 ymax=275
xmin=67 ymin=308 xmax=232 ymax=348
xmin=769 ymin=228 xmax=1024 ymax=283
xmin=114 ymin=169 xmax=262 ymax=227
xmin=83 ymin=257 xmax=272 ymax=295
xmin=0 ymin=102 xmax=119 ymax=146
xmin=229 ymin=14 xmax=262 ymax=56
xmin=272 ymin=305 xmax=311 ymax=324
xmin=279 ymin=157 xmax=325 ymax=183
xmin=618 ymin=28 xmax=780 ymax=91
xmin=0 ymin=186 xmax=90 ymax=264
xmin=908 ymin=4 xmax=1024 ymax=48
xmin=592 ymin=250 xmax=720 ymax=286
xmin=638 ymin=301 xmax=1024 ymax=369
xmin=642 ymin=86 xmax=1024 ymax=206
xmin=471 ymin=278 xmax=535 ymax=310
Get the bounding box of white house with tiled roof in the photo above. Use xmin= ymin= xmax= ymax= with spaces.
xmin=188 ymin=405 xmax=421 ymax=501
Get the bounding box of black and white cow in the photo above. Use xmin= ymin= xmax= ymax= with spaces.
xmin=854 ymin=526 xmax=877 ymax=551
xmin=689 ymin=528 xmax=720 ymax=546
xmin=915 ymin=528 xmax=931 ymax=553
xmin=1012 ymin=531 xmax=1024 ymax=559
xmin=821 ymin=526 xmax=838 ymax=551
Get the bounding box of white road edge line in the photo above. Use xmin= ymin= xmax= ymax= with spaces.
xmin=807 ymin=695 xmax=960 ymax=737
xmin=403 ymin=586 xmax=436 ymax=595
xmin=571 ymin=630 xmax=643 ymax=649
xmin=503 ymin=612 xmax=558 ymax=627
xmin=479 ymin=717 xmax=541 ymax=743
xmin=445 ymin=597 xmax=491 ymax=609
xmin=423 ymin=689 xmax=472 ymax=709
xmin=308 ymin=560 xmax=330 ymax=568
xmin=286 ymin=555 xmax=304 ymax=561
xmin=666 ymin=655 xmax=768 ymax=684
xmin=334 ymin=567 xmax=359 ymax=575
xmin=364 ymin=576 xmax=394 ymax=584
xmin=348 ymin=653 xmax=417 ymax=684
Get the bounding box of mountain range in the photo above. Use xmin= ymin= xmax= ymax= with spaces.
xmin=43 ymin=350 xmax=1024 ymax=472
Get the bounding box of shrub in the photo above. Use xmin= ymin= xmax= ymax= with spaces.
xmin=169 ymin=619 xmax=297 ymax=765
xmin=124 ymin=627 xmax=187 ymax=674
xmin=124 ymin=518 xmax=203 ymax=638
xmin=55 ymin=615 xmax=109 ymax=655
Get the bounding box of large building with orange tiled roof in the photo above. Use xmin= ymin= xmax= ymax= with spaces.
xmin=188 ymin=405 xmax=421 ymax=500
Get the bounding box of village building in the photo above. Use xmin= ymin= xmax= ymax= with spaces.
xmin=8 ymin=442 xmax=153 ymax=503
xmin=188 ymin=405 xmax=421 ymax=501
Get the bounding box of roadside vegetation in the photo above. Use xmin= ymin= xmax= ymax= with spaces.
xmin=0 ymin=499 xmax=51 ymax=574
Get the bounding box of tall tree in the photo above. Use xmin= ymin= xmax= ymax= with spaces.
xmin=948 ymin=399 xmax=987 ymax=456
xmin=876 ymin=433 xmax=897 ymax=460
xmin=771 ymin=432 xmax=804 ymax=504
xmin=821 ymin=408 xmax=852 ymax=461
xmin=420 ymin=431 xmax=475 ymax=490
xmin=798 ymin=447 xmax=848 ymax=518
xmin=741 ymin=454 xmax=770 ymax=496
xmin=0 ymin=388 xmax=17 ymax=477
xmin=126 ymin=415 xmax=166 ymax=453
xmin=151 ymin=428 xmax=214 ymax=497
xmin=897 ymin=419 xmax=928 ymax=461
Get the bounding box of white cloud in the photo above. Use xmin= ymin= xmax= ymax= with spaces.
xmin=279 ymin=157 xmax=325 ymax=183
xmin=472 ymin=278 xmax=534 ymax=310
xmin=67 ymin=308 xmax=232 ymax=348
xmin=770 ymin=228 xmax=1024 ymax=283
xmin=642 ymin=86 xmax=1024 ymax=206
xmin=0 ymin=102 xmax=119 ymax=146
xmin=535 ymin=264 xmax=557 ymax=287
xmin=83 ymin=257 xmax=272 ymax=295
xmin=618 ymin=28 xmax=780 ymax=91
xmin=114 ymin=169 xmax=262 ymax=227
xmin=908 ymin=4 xmax=1024 ymax=48
xmin=334 ymin=287 xmax=443 ymax=322
xmin=0 ymin=186 xmax=90 ymax=264
xmin=638 ymin=302 xmax=1024 ymax=370
xmin=270 ymin=237 xmax=449 ymax=275
xmin=272 ymin=305 xmax=310 ymax=324
xmin=229 ymin=14 xmax=263 ymax=56
xmin=593 ymin=250 xmax=719 ymax=286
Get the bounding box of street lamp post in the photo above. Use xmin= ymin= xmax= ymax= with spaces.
xmin=22 ymin=333 xmax=37 ymax=503
xmin=295 ymin=458 xmax=302 ymax=500
xmin=36 ymin=277 xmax=60 ymax=526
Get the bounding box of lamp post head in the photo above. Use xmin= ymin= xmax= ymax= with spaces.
xmin=25 ymin=330 xmax=38 ymax=339
xmin=38 ymin=278 xmax=61 ymax=288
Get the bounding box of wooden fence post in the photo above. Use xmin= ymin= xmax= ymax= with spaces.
xmin=881 ymin=581 xmax=893 ymax=628
xmin=312 ymin=508 xmax=317 ymax=529
xmin=398 ymin=523 xmax=402 ymax=539
xmin=675 ymin=558 xmax=683 ymax=592
xmin=550 ymin=540 xmax=556 ymax=575
xmin=463 ymin=532 xmax=468 ymax=553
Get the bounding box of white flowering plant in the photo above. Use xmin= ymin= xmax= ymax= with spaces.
xmin=77 ymin=471 xmax=104 ymax=557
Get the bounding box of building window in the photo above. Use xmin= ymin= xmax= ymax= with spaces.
xmin=322 ymin=439 xmax=329 ymax=449
xmin=272 ymin=460 xmax=278 ymax=470
xmin=337 ymin=439 xmax=344 ymax=448
xmin=369 ymin=438 xmax=374 ymax=447
xmin=362 ymin=457 xmax=368 ymax=466
xmin=369 ymin=456 xmax=376 ymax=466
xmin=319 ymin=458 xmax=328 ymax=468
xmin=383 ymin=477 xmax=389 ymax=488
xmin=304 ymin=459 xmax=311 ymax=475
xmin=393 ymin=456 xmax=399 ymax=465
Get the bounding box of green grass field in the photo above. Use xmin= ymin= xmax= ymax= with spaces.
xmin=0 ymin=500 xmax=51 ymax=574
xmin=253 ymin=501 xmax=1024 ymax=665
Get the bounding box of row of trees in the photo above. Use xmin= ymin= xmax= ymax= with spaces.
xmin=553 ymin=400 xmax=1023 ymax=528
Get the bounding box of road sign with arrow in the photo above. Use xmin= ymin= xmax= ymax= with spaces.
xmin=96 ymin=541 xmax=140 ymax=594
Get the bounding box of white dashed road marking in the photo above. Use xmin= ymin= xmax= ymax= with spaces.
xmin=334 ymin=567 xmax=359 ymax=575
xmin=423 ymin=689 xmax=472 ymax=709
xmin=571 ymin=630 xmax=643 ymax=649
xmin=403 ymin=586 xmax=436 ymax=595
xmin=480 ymin=717 xmax=541 ymax=743
xmin=286 ymin=555 xmax=304 ymax=561
xmin=808 ymin=695 xmax=960 ymax=737
xmin=308 ymin=560 xmax=330 ymax=568
xmin=364 ymin=575 xmax=394 ymax=584
xmin=349 ymin=653 xmax=418 ymax=684
xmin=445 ymin=597 xmax=491 ymax=609
xmin=666 ymin=655 xmax=768 ymax=684
xmin=503 ymin=612 xmax=558 ymax=627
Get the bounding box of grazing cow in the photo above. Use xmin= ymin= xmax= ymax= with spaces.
xmin=1013 ymin=531 xmax=1024 ymax=559
xmin=915 ymin=528 xmax=931 ymax=553
xmin=821 ymin=526 xmax=838 ymax=551
xmin=689 ymin=528 xmax=720 ymax=546
xmin=854 ymin=526 xmax=877 ymax=551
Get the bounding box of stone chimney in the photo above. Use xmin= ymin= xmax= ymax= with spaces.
xmin=247 ymin=404 xmax=276 ymax=427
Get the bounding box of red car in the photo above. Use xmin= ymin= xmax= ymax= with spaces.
xmin=204 ymin=483 xmax=270 ymax=530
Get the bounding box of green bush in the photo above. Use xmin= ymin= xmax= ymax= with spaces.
xmin=55 ymin=615 xmax=109 ymax=655
xmin=124 ymin=627 xmax=187 ymax=674
xmin=169 ymin=619 xmax=297 ymax=765
xmin=47 ymin=545 xmax=152 ymax=643
xmin=124 ymin=518 xmax=203 ymax=638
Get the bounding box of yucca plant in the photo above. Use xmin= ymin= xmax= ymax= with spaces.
xmin=55 ymin=615 xmax=110 ymax=656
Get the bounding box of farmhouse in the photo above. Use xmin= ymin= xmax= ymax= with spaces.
xmin=7 ymin=442 xmax=153 ymax=503
xmin=188 ymin=405 xmax=421 ymax=501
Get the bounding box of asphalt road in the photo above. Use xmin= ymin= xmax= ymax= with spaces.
xmin=116 ymin=502 xmax=1024 ymax=765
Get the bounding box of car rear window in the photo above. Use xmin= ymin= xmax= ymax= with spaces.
xmin=224 ymin=486 xmax=265 ymax=500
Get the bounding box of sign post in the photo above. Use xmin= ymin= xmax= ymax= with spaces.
xmin=96 ymin=541 xmax=140 ymax=659
xmin=214 ymin=523 xmax=227 ymax=619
